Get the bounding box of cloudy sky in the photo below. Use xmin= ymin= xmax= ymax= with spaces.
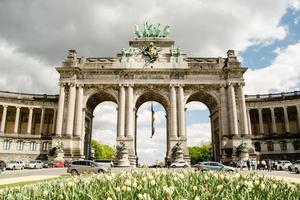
xmin=0 ymin=0 xmax=300 ymax=164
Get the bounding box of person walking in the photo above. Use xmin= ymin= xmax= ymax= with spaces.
xmin=247 ymin=159 xmax=251 ymax=171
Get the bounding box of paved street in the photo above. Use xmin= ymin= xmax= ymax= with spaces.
xmin=0 ymin=168 xmax=299 ymax=186
xmin=0 ymin=168 xmax=67 ymax=179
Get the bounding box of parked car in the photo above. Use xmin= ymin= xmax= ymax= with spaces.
xmin=6 ymin=160 xmax=25 ymax=170
xmin=170 ymin=160 xmax=190 ymax=168
xmin=0 ymin=160 xmax=6 ymax=171
xmin=94 ymin=160 xmax=114 ymax=168
xmin=276 ymin=160 xmax=292 ymax=170
xmin=288 ymin=160 xmax=300 ymax=172
xmin=53 ymin=160 xmax=64 ymax=168
xmin=195 ymin=162 xmax=237 ymax=172
xmin=26 ymin=160 xmax=43 ymax=169
xmin=42 ymin=160 xmax=53 ymax=168
xmin=67 ymin=160 xmax=110 ymax=175
xmin=294 ymin=162 xmax=300 ymax=174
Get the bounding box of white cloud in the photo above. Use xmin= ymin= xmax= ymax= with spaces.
xmin=186 ymin=102 xmax=208 ymax=111
xmin=0 ymin=39 xmax=58 ymax=94
xmin=187 ymin=123 xmax=211 ymax=146
xmin=245 ymin=41 xmax=300 ymax=94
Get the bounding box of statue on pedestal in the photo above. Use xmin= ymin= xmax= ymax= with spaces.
xmin=114 ymin=141 xmax=131 ymax=167
xmin=171 ymin=142 xmax=184 ymax=162
xmin=48 ymin=139 xmax=64 ymax=162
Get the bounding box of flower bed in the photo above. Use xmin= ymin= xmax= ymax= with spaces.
xmin=1 ymin=170 xmax=299 ymax=200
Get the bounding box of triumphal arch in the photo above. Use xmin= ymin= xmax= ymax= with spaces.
xmin=54 ymin=23 xmax=251 ymax=165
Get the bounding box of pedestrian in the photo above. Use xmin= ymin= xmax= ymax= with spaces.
xmin=268 ymin=159 xmax=273 ymax=171
xmin=261 ymin=160 xmax=266 ymax=170
xmin=247 ymin=159 xmax=251 ymax=171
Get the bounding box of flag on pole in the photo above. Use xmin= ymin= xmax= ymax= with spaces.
xmin=151 ymin=102 xmax=155 ymax=138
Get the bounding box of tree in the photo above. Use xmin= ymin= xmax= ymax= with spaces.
xmin=188 ymin=143 xmax=212 ymax=165
xmin=91 ymin=140 xmax=116 ymax=160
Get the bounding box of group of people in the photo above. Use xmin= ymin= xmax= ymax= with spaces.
xmin=238 ymin=159 xmax=276 ymax=171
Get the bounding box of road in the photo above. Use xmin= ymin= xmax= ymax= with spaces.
xmin=0 ymin=168 xmax=67 ymax=179
xmin=0 ymin=168 xmax=299 ymax=185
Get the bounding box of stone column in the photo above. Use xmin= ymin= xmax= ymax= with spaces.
xmin=219 ymin=84 xmax=229 ymax=136
xmin=66 ymin=83 xmax=77 ymax=136
xmin=56 ymin=83 xmax=65 ymax=136
xmin=270 ymin=107 xmax=277 ymax=133
xmin=52 ymin=109 xmax=57 ymax=135
xmin=238 ymin=83 xmax=249 ymax=135
xmin=170 ymin=84 xmax=178 ymax=138
xmin=178 ymin=85 xmax=186 ymax=138
xmin=283 ymin=106 xmax=290 ymax=133
xmin=247 ymin=108 xmax=252 ymax=135
xmin=27 ymin=107 xmax=33 ymax=134
xmin=75 ymin=84 xmax=84 ymax=137
xmin=258 ymin=108 xmax=264 ymax=134
xmin=117 ymin=85 xmax=125 ymax=138
xmin=0 ymin=105 xmax=8 ymax=133
xmin=296 ymin=105 xmax=300 ymax=133
xmin=14 ymin=106 xmax=21 ymax=133
xmin=228 ymin=83 xmax=238 ymax=135
xmin=39 ymin=108 xmax=45 ymax=135
xmin=125 ymin=84 xmax=134 ymax=138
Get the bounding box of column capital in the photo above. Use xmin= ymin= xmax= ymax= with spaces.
xmin=125 ymin=83 xmax=134 ymax=87
xmin=219 ymin=83 xmax=227 ymax=88
xmin=2 ymin=105 xmax=8 ymax=108
xmin=237 ymin=82 xmax=245 ymax=87
xmin=16 ymin=106 xmax=21 ymax=109
xmin=76 ymin=83 xmax=84 ymax=88
xmin=59 ymin=82 xmax=66 ymax=87
xmin=28 ymin=107 xmax=34 ymax=110
xmin=169 ymin=84 xmax=176 ymax=88
xmin=67 ymin=82 xmax=76 ymax=87
xmin=228 ymin=82 xmax=238 ymax=87
xmin=119 ymin=83 xmax=125 ymax=87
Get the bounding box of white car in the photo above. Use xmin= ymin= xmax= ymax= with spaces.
xmin=26 ymin=160 xmax=44 ymax=169
xmin=94 ymin=160 xmax=114 ymax=168
xmin=276 ymin=160 xmax=292 ymax=170
xmin=6 ymin=160 xmax=25 ymax=170
xmin=288 ymin=160 xmax=300 ymax=172
xmin=170 ymin=160 xmax=190 ymax=168
xmin=294 ymin=163 xmax=300 ymax=174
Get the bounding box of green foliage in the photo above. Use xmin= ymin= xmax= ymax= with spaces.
xmin=91 ymin=140 xmax=116 ymax=160
xmin=188 ymin=143 xmax=212 ymax=165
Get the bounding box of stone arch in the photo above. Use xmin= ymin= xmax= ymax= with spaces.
xmin=84 ymin=88 xmax=118 ymax=112
xmin=185 ymin=90 xmax=220 ymax=113
xmin=135 ymin=89 xmax=170 ymax=111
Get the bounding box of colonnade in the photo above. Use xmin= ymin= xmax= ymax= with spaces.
xmin=248 ymin=105 xmax=300 ymax=135
xmin=0 ymin=104 xmax=56 ymax=135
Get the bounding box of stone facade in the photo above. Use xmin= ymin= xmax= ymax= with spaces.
xmin=0 ymin=36 xmax=299 ymax=165
xmin=246 ymin=92 xmax=300 ymax=161
xmin=0 ymin=91 xmax=57 ymax=160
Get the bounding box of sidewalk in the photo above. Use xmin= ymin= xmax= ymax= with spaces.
xmin=0 ymin=175 xmax=60 ymax=186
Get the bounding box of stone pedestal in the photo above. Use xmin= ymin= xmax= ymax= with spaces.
xmin=54 ymin=152 xmax=65 ymax=162
xmin=115 ymin=149 xmax=131 ymax=167
xmin=239 ymin=152 xmax=249 ymax=161
xmin=175 ymin=149 xmax=184 ymax=162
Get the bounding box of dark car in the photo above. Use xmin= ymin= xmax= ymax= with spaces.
xmin=0 ymin=160 xmax=6 ymax=171
xmin=42 ymin=160 xmax=53 ymax=168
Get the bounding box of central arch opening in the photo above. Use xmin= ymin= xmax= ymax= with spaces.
xmin=136 ymin=102 xmax=167 ymax=166
xmin=135 ymin=91 xmax=169 ymax=166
